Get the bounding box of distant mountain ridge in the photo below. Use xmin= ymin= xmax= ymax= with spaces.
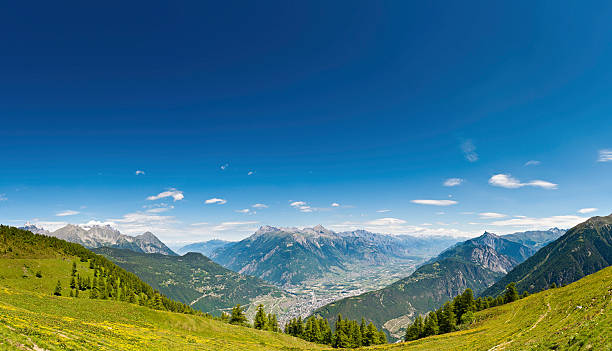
xmin=313 ymin=231 xmax=537 ymax=340
xmin=501 ymin=228 xmax=566 ymax=249
xmin=482 ymin=214 xmax=612 ymax=297
xmin=21 ymin=223 xmax=176 ymax=256
xmin=177 ymin=239 xmax=231 ymax=256
xmin=210 ymin=225 xmax=463 ymax=286
xmin=94 ymin=247 xmax=286 ymax=316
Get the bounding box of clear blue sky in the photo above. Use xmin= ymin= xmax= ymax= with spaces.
xmin=1 ymin=1 xmax=611 ymax=244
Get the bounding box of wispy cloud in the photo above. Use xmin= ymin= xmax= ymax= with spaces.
xmin=443 ymin=178 xmax=464 ymax=187
xmin=598 ymin=149 xmax=612 ymax=162
xmin=290 ymin=201 xmax=313 ymax=212
xmin=0 ymin=194 xmax=7 ymax=201
xmin=56 ymin=210 xmax=80 ymax=217
xmin=488 ymin=174 xmax=558 ymax=189
xmin=490 ymin=215 xmax=586 ymax=230
xmin=220 ymin=163 xmax=229 ymax=170
xmin=376 ymin=209 xmax=391 ymax=213
xmin=331 ymin=202 xmax=340 ymax=207
xmin=252 ymin=203 xmax=268 ymax=208
xmin=147 ymin=189 xmax=184 ymax=201
xmin=247 ymin=170 xmax=255 ymax=176
xmin=135 ymin=170 xmax=145 ymax=175
xmin=235 ymin=208 xmax=254 ymax=214
xmin=479 ymin=212 xmax=507 ymax=219
xmin=461 ymin=140 xmax=478 ymax=162
xmin=411 ymin=199 xmax=458 ymax=206
xmin=146 ymin=204 xmax=174 ymax=213
xmin=578 ymin=207 xmax=598 ymax=214
xmin=205 ymin=198 xmax=227 ymax=205
xmin=524 ymin=160 xmax=541 ymax=166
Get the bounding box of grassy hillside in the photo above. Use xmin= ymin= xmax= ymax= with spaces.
xmin=0 ymin=226 xmax=325 ymax=350
xmin=370 ymin=265 xmax=612 ymax=350
xmin=93 ymin=246 xmax=288 ymax=315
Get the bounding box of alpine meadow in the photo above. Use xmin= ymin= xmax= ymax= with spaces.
xmin=1 ymin=1 xmax=611 ymax=350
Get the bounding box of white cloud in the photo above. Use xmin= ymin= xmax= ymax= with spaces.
xmin=135 ymin=170 xmax=145 ymax=175
xmin=290 ymin=201 xmax=313 ymax=212
xmin=479 ymin=212 xmax=507 ymax=219
xmin=190 ymin=222 xmax=209 ymax=226
xmin=461 ymin=140 xmax=479 ymax=162
xmin=578 ymin=208 xmax=598 ymax=214
xmin=252 ymin=203 xmax=268 ymax=208
xmin=28 ymin=220 xmax=68 ymax=231
xmin=0 ymin=194 xmax=7 ymax=201
xmin=411 ymin=199 xmax=458 ymax=206
xmin=205 ymin=198 xmax=227 ymax=205
xmin=56 ymin=210 xmax=80 ymax=217
xmin=81 ymin=220 xmax=116 ymax=228
xmin=490 ymin=215 xmax=587 ymax=230
xmin=376 ymin=209 xmax=391 ymax=213
xmin=147 ymin=189 xmax=184 ymax=201
xmin=235 ymin=208 xmax=252 ymax=214
xmin=146 ymin=205 xmax=174 ymax=213
xmin=212 ymin=221 xmax=259 ymax=232
xmin=524 ymin=160 xmax=541 ymax=166
xmin=488 ymin=174 xmax=558 ymax=190
xmin=443 ymin=178 xmax=464 ymax=187
xmin=247 ymin=170 xmax=255 ymax=176
xmin=598 ymin=149 xmax=612 ymax=162
xmin=108 ymin=212 xmax=177 ymax=235
xmin=331 ymin=202 xmax=340 ymax=207
xmin=366 ymin=217 xmax=407 ymax=226
xmin=220 ymin=163 xmax=229 ymax=170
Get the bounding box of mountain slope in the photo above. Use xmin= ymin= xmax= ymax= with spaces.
xmin=211 ymin=225 xmax=462 ymax=286
xmin=482 ymin=213 xmax=612 ymax=297
xmin=0 ymin=225 xmax=323 ymax=351
xmin=94 ymin=246 xmax=288 ymax=315
xmin=375 ymin=265 xmax=612 ymax=350
xmin=44 ymin=224 xmax=177 ymax=255
xmin=313 ymin=232 xmax=534 ymax=340
xmin=177 ymin=239 xmax=231 ymax=256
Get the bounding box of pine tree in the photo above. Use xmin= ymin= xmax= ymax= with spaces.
xmin=364 ymin=322 xmax=378 ymax=345
xmin=439 ymin=301 xmax=456 ymax=333
xmin=71 ymin=261 xmax=77 ymax=276
xmin=254 ymin=304 xmax=267 ymax=330
xmin=521 ymin=290 xmax=529 ymax=299
xmin=267 ymin=313 xmax=278 ymax=332
xmin=504 ymin=282 xmax=519 ymax=303
xmin=69 ymin=289 xmax=74 ymax=297
xmin=422 ymin=312 xmax=439 ymax=336
xmin=229 ymin=304 xmax=247 ymax=326
xmin=70 ymin=276 xmax=76 ymax=289
xmin=75 ymin=288 xmax=79 ymax=297
xmin=404 ymin=315 xmax=423 ymax=341
xmin=333 ymin=314 xmax=350 ymax=348
xmin=53 ymin=280 xmax=62 ymax=296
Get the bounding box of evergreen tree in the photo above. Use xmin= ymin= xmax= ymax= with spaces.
xmin=550 ymin=282 xmax=557 ymax=289
xmin=71 ymin=261 xmax=77 ymax=276
xmin=69 ymin=289 xmax=74 ymax=297
xmin=438 ymin=301 xmax=456 ymax=333
xmin=75 ymin=288 xmax=79 ymax=297
xmin=267 ymin=313 xmax=278 ymax=332
xmin=377 ymin=330 xmax=387 ymax=344
xmin=332 ymin=314 xmax=350 ymax=348
xmin=70 ymin=276 xmax=76 ymax=289
xmin=460 ymin=310 xmax=475 ymax=325
xmin=364 ymin=322 xmax=378 ymax=345
xmin=504 ymin=282 xmax=519 ymax=303
xmin=404 ymin=315 xmax=424 ymax=341
xmin=422 ymin=312 xmax=439 ymax=337
xmin=254 ymin=304 xmax=267 ymax=330
xmin=53 ymin=280 xmax=62 ymax=296
xmin=521 ymin=290 xmax=529 ymax=299
xmin=229 ymin=304 xmax=247 ymax=326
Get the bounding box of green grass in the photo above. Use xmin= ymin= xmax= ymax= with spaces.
xmin=367 ymin=266 xmax=612 ymax=351
xmin=0 ymin=257 xmax=326 ymax=350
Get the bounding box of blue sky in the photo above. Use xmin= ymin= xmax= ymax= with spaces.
xmin=1 ymin=1 xmax=611 ymax=244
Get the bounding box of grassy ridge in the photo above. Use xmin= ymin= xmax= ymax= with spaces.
xmin=371 ymin=265 xmax=612 ymax=350
xmin=0 ymin=258 xmax=325 ymax=351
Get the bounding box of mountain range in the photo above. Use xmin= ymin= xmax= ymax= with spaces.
xmin=482 ymin=213 xmax=612 ymax=297
xmin=21 ymin=224 xmax=176 ymax=256
xmin=177 ymin=239 xmax=231 ymax=256
xmin=312 ymin=230 xmax=557 ymax=340
xmin=210 ymin=225 xmax=464 ymax=286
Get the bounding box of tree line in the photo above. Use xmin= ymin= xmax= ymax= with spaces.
xmin=405 ymin=282 xmax=526 ymax=342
